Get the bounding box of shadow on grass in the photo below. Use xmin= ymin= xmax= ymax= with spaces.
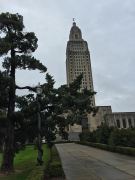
xmin=0 ymin=144 xmax=50 ymax=180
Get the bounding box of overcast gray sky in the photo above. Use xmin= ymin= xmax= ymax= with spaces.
xmin=0 ymin=0 xmax=135 ymax=112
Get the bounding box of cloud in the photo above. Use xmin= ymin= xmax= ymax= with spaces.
xmin=0 ymin=0 xmax=135 ymax=112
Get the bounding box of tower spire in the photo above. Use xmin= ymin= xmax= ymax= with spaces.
xmin=73 ymin=18 xmax=76 ymax=26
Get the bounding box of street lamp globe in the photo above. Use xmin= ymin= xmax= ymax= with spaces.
xmin=36 ymin=83 xmax=42 ymax=95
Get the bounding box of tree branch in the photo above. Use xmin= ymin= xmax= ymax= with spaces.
xmin=15 ymin=50 xmax=23 ymax=53
xmin=16 ymin=85 xmax=36 ymax=92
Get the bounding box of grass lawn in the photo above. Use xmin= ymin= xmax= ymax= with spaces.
xmin=0 ymin=144 xmax=50 ymax=180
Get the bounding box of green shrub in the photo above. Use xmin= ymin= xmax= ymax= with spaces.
xmin=93 ymin=124 xmax=114 ymax=144
xmin=55 ymin=140 xmax=74 ymax=144
xmin=109 ymin=128 xmax=135 ymax=147
xmin=44 ymin=146 xmax=65 ymax=178
xmin=47 ymin=161 xmax=64 ymax=177
xmin=77 ymin=141 xmax=135 ymax=156
xmin=79 ymin=124 xmax=114 ymax=144
xmin=80 ymin=125 xmax=135 ymax=148
xmin=79 ymin=132 xmax=96 ymax=142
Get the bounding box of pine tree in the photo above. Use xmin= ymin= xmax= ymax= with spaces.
xmin=0 ymin=12 xmax=46 ymax=172
xmin=0 ymin=71 xmax=10 ymax=109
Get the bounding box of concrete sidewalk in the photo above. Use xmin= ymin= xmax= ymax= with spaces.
xmin=56 ymin=143 xmax=135 ymax=180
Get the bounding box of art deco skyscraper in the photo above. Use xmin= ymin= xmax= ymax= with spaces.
xmin=66 ymin=21 xmax=95 ymax=106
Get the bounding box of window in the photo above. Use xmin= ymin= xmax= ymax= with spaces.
xmin=128 ymin=118 xmax=132 ymax=128
xmin=116 ymin=119 xmax=120 ymax=128
xmin=122 ymin=119 xmax=126 ymax=128
xmin=75 ymin=34 xmax=78 ymax=39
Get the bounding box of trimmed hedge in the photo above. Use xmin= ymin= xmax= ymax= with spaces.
xmin=44 ymin=145 xmax=65 ymax=179
xmin=54 ymin=140 xmax=75 ymax=144
xmin=79 ymin=126 xmax=135 ymax=148
xmin=109 ymin=128 xmax=135 ymax=147
xmin=77 ymin=141 xmax=135 ymax=156
xmin=46 ymin=161 xmax=64 ymax=177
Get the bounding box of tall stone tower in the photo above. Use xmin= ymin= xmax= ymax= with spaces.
xmin=65 ymin=21 xmax=135 ymax=135
xmin=66 ymin=21 xmax=95 ymax=106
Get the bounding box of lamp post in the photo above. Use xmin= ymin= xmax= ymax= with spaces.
xmin=36 ymin=83 xmax=43 ymax=165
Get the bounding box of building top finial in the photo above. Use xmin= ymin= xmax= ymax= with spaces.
xmin=73 ymin=18 xmax=76 ymax=26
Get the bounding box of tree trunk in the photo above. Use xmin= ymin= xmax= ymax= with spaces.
xmin=1 ymin=124 xmax=15 ymax=172
xmin=1 ymin=49 xmax=16 ymax=172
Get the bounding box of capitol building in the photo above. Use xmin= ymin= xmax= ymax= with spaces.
xmin=66 ymin=21 xmax=135 ymax=139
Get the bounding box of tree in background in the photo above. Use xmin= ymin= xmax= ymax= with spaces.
xmin=16 ymin=73 xmax=97 ymax=149
xmin=0 ymin=12 xmax=47 ymax=172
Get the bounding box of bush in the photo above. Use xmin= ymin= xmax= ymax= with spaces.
xmin=54 ymin=140 xmax=74 ymax=144
xmin=46 ymin=161 xmax=64 ymax=177
xmin=77 ymin=141 xmax=135 ymax=156
xmin=79 ymin=125 xmax=135 ymax=148
xmin=79 ymin=124 xmax=114 ymax=144
xmin=79 ymin=131 xmax=96 ymax=142
xmin=109 ymin=128 xmax=135 ymax=147
xmin=94 ymin=124 xmax=114 ymax=144
xmin=44 ymin=146 xmax=65 ymax=179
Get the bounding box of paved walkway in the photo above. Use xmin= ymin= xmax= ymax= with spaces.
xmin=56 ymin=143 xmax=135 ymax=180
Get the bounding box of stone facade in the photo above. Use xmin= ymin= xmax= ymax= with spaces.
xmin=66 ymin=21 xmax=95 ymax=106
xmin=105 ymin=112 xmax=135 ymax=129
xmin=90 ymin=108 xmax=135 ymax=130
xmin=88 ymin=106 xmax=112 ymax=131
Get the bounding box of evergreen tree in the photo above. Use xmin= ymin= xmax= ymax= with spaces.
xmin=0 ymin=12 xmax=46 ymax=172
xmin=0 ymin=71 xmax=10 ymax=109
xmin=56 ymin=74 xmax=97 ymax=132
xmin=16 ymin=74 xmax=97 ymax=145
